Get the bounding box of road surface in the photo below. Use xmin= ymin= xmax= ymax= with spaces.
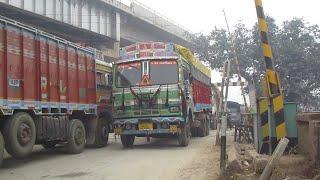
xmin=0 ymin=131 xmax=225 ymax=180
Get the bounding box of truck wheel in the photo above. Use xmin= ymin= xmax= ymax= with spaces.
xmin=206 ymin=117 xmax=210 ymax=136
xmin=198 ymin=120 xmax=206 ymax=137
xmin=0 ymin=132 xmax=4 ymax=167
xmin=67 ymin=119 xmax=86 ymax=154
xmin=210 ymin=117 xmax=215 ymax=130
xmin=94 ymin=118 xmax=109 ymax=148
xmin=191 ymin=128 xmax=198 ymax=137
xmin=178 ymin=121 xmax=190 ymax=146
xmin=120 ymin=135 xmax=135 ymax=148
xmin=42 ymin=141 xmax=57 ymax=149
xmin=3 ymin=112 xmax=36 ymax=158
xmin=210 ymin=115 xmax=214 ymax=130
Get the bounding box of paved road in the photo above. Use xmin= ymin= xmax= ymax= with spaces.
xmin=0 ymin=131 xmax=222 ymax=180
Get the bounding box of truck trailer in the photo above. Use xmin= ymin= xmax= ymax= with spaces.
xmin=113 ymin=42 xmax=212 ymax=147
xmin=210 ymin=84 xmax=220 ymax=130
xmin=0 ymin=16 xmax=113 ymax=166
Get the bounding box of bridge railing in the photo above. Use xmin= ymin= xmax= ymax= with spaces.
xmin=130 ymin=0 xmax=193 ymax=41
xmin=102 ymin=0 xmax=132 ymax=13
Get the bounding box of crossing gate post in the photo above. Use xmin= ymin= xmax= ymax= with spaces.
xmin=254 ymin=0 xmax=287 ymax=153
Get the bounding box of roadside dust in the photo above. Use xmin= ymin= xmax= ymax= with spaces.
xmin=173 ymin=131 xmax=235 ymax=180
xmin=0 ymin=131 xmax=224 ymax=180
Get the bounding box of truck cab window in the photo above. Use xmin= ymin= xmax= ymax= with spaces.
xmin=97 ymin=72 xmax=107 ymax=86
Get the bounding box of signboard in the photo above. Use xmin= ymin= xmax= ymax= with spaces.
xmin=119 ymin=42 xmax=179 ymax=62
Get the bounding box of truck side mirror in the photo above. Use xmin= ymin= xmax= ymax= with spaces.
xmin=189 ymin=74 xmax=193 ymax=83
xmin=108 ymin=74 xmax=113 ymax=85
xmin=105 ymin=73 xmax=113 ymax=86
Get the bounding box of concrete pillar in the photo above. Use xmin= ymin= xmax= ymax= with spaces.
xmin=104 ymin=42 xmax=119 ymax=60
xmin=116 ymin=12 xmax=120 ymax=42
xmin=111 ymin=11 xmax=120 ymax=42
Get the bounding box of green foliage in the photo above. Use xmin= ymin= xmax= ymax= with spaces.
xmin=192 ymin=17 xmax=320 ymax=109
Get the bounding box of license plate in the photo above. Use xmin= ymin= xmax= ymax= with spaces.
xmin=169 ymin=125 xmax=178 ymax=133
xmin=114 ymin=128 xmax=122 ymax=135
xmin=138 ymin=122 xmax=153 ymax=130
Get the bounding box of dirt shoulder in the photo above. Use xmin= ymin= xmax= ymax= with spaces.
xmin=174 ymin=131 xmax=235 ymax=180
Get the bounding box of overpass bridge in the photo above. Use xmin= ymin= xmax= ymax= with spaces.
xmin=0 ymin=0 xmax=193 ymax=61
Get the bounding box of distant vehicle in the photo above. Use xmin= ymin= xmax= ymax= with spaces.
xmin=0 ymin=16 xmax=113 ymax=166
xmin=112 ymin=42 xmax=212 ymax=147
xmin=227 ymin=101 xmax=241 ymax=127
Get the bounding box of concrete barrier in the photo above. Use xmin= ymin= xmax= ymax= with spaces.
xmin=296 ymin=112 xmax=320 ymax=165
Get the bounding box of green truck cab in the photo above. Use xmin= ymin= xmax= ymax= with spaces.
xmin=112 ymin=42 xmax=212 ymax=147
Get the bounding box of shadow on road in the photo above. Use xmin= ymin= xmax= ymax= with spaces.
xmin=1 ymin=145 xmax=72 ymax=169
xmin=129 ymin=137 xmax=189 ymax=150
xmin=1 ymin=136 xmax=204 ymax=169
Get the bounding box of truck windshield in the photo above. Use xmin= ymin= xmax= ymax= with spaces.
xmin=116 ymin=60 xmax=178 ymax=87
xmin=117 ymin=62 xmax=141 ymax=87
xmin=150 ymin=60 xmax=178 ymax=85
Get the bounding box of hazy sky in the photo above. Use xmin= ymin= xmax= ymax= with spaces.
xmin=122 ymin=0 xmax=320 ymax=34
xmin=120 ymin=0 xmax=318 ymax=104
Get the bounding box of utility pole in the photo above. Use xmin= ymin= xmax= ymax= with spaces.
xmin=220 ymin=60 xmax=231 ymax=176
xmin=215 ymin=62 xmax=227 ymax=146
xmin=222 ymin=9 xmax=249 ymax=113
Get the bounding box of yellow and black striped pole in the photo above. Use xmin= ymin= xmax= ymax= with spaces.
xmin=258 ymin=97 xmax=269 ymax=153
xmin=254 ymin=0 xmax=287 ymax=153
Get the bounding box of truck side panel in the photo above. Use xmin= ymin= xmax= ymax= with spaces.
xmin=192 ymin=79 xmax=212 ymax=112
xmin=87 ymin=54 xmax=96 ymax=105
xmin=78 ymin=51 xmax=87 ymax=104
xmin=0 ymin=23 xmax=6 ymax=100
xmin=22 ymin=30 xmax=37 ymax=103
xmin=48 ymin=39 xmax=59 ymax=103
xmin=7 ymin=25 xmax=23 ymax=101
xmin=0 ymin=19 xmax=97 ymax=113
xmin=40 ymin=37 xmax=49 ymax=102
xmin=58 ymin=43 xmax=67 ymax=103
xmin=67 ymin=47 xmax=78 ymax=104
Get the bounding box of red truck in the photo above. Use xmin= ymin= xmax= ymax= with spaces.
xmin=0 ymin=16 xmax=113 ymax=166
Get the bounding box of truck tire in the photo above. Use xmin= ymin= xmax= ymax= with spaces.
xmin=210 ymin=115 xmax=214 ymax=130
xmin=198 ymin=120 xmax=206 ymax=137
xmin=206 ymin=117 xmax=210 ymax=136
xmin=42 ymin=141 xmax=57 ymax=149
xmin=3 ymin=112 xmax=36 ymax=158
xmin=67 ymin=119 xmax=86 ymax=154
xmin=0 ymin=132 xmax=4 ymax=167
xmin=191 ymin=128 xmax=198 ymax=137
xmin=178 ymin=121 xmax=190 ymax=146
xmin=94 ymin=118 xmax=109 ymax=148
xmin=120 ymin=135 xmax=135 ymax=148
